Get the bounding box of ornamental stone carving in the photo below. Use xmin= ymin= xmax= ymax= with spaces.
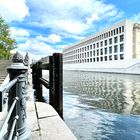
xmin=12 ymin=52 xmax=23 ymax=63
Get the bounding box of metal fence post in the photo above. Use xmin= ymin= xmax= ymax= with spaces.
xmin=52 ymin=53 xmax=63 ymax=119
xmin=33 ymin=62 xmax=44 ymax=101
xmin=7 ymin=52 xmax=31 ymax=140
xmin=32 ymin=63 xmax=36 ymax=89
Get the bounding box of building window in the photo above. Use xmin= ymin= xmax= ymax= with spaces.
xmin=87 ymin=59 xmax=89 ymax=62
xmin=114 ymin=55 xmax=118 ymax=60
xmin=109 ymin=55 xmax=112 ymax=60
xmin=114 ymin=29 xmax=115 ymax=35
xmin=93 ymin=44 xmax=95 ymax=49
xmin=119 ymin=27 xmax=121 ymax=33
xmin=120 ymin=44 xmax=124 ymax=52
xmin=87 ymin=52 xmax=89 ymax=57
xmin=116 ymin=28 xmax=118 ymax=34
xmin=109 ymin=46 xmax=112 ymax=54
xmin=122 ymin=26 xmax=124 ymax=32
xmin=106 ymin=32 xmax=108 ymax=38
xmin=109 ymin=38 xmax=112 ymax=45
xmin=85 ymin=59 xmax=86 ymax=63
xmin=114 ymin=36 xmax=118 ymax=43
xmin=97 ymin=49 xmax=99 ymax=56
xmin=104 ymin=40 xmax=107 ymax=46
xmin=78 ymin=54 xmax=79 ymax=58
xmin=111 ymin=30 xmax=113 ymax=36
xmin=120 ymin=54 xmax=124 ymax=60
xmin=100 ymin=57 xmax=103 ymax=61
xmin=104 ymin=56 xmax=107 ymax=61
xmin=109 ymin=31 xmax=110 ymax=37
xmin=100 ymin=41 xmax=103 ymax=47
xmin=85 ymin=53 xmax=86 ymax=58
xmin=97 ymin=42 xmax=99 ymax=48
xmin=93 ymin=58 xmax=95 ymax=62
xmin=87 ymin=46 xmax=89 ymax=50
xmin=90 ymin=51 xmax=92 ymax=57
xmin=100 ymin=35 xmax=101 ymax=40
xmin=90 ymin=58 xmax=92 ymax=62
xmin=93 ymin=50 xmax=95 ymax=56
xmin=120 ymin=35 xmax=124 ymax=42
xmin=82 ymin=48 xmax=84 ymax=52
xmin=90 ymin=45 xmax=92 ymax=50
xmin=102 ymin=34 xmax=103 ymax=39
xmin=100 ymin=49 xmax=103 ymax=55
xmin=114 ymin=45 xmax=118 ymax=53
xmin=104 ymin=33 xmax=106 ymax=39
xmin=104 ymin=47 xmax=107 ymax=54
xmin=97 ymin=57 xmax=99 ymax=62
xmin=85 ymin=47 xmax=86 ymax=51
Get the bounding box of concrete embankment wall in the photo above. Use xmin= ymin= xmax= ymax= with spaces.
xmin=64 ymin=59 xmax=140 ymax=75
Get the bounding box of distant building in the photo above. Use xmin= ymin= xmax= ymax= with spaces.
xmin=63 ymin=20 xmax=140 ymax=74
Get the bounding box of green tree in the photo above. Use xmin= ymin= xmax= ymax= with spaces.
xmin=0 ymin=16 xmax=17 ymax=59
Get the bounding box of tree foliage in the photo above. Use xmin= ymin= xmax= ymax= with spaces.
xmin=0 ymin=16 xmax=17 ymax=59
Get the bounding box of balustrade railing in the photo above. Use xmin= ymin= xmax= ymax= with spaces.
xmin=31 ymin=53 xmax=63 ymax=118
xmin=0 ymin=52 xmax=31 ymax=140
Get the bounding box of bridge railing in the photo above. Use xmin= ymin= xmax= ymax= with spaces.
xmin=0 ymin=52 xmax=31 ymax=140
xmin=31 ymin=53 xmax=63 ymax=118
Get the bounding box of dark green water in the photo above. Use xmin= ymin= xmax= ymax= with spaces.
xmin=63 ymin=71 xmax=140 ymax=140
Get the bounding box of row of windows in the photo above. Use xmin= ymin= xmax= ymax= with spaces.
xmin=64 ymin=44 xmax=124 ymax=60
xmin=64 ymin=35 xmax=124 ymax=57
xmin=64 ymin=54 xmax=124 ymax=64
xmin=63 ymin=25 xmax=125 ymax=54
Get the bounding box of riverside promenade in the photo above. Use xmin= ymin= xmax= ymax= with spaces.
xmin=0 ymin=53 xmax=77 ymax=140
xmin=0 ymin=70 xmax=77 ymax=140
xmin=26 ymin=70 xmax=77 ymax=140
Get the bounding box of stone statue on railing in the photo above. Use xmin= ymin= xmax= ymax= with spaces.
xmin=24 ymin=52 xmax=29 ymax=66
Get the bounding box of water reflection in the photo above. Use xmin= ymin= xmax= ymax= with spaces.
xmin=64 ymin=71 xmax=140 ymax=115
xmin=63 ymin=71 xmax=140 ymax=140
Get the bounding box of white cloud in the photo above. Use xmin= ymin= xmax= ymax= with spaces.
xmin=10 ymin=27 xmax=30 ymax=42
xmin=10 ymin=27 xmax=30 ymax=37
xmin=0 ymin=0 xmax=29 ymax=22
xmin=27 ymin=0 xmax=123 ymax=35
xmin=86 ymin=13 xmax=99 ymax=25
xmin=50 ymin=20 xmax=88 ymax=34
xmin=17 ymin=39 xmax=62 ymax=59
xmin=132 ymin=13 xmax=140 ymax=22
xmin=36 ymin=34 xmax=61 ymax=44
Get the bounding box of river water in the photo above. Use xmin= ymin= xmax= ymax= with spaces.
xmin=63 ymin=71 xmax=140 ymax=140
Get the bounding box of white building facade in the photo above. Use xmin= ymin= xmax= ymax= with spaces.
xmin=63 ymin=20 xmax=140 ymax=74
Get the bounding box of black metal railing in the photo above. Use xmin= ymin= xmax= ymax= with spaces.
xmin=31 ymin=53 xmax=63 ymax=118
xmin=0 ymin=52 xmax=31 ymax=140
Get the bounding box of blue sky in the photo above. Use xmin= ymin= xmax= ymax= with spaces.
xmin=0 ymin=0 xmax=140 ymax=59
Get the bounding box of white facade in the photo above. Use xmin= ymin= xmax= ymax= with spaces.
xmin=63 ymin=20 xmax=140 ymax=74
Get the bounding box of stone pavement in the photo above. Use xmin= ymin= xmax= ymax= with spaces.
xmin=26 ymin=70 xmax=77 ymax=140
xmin=26 ymin=101 xmax=77 ymax=140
